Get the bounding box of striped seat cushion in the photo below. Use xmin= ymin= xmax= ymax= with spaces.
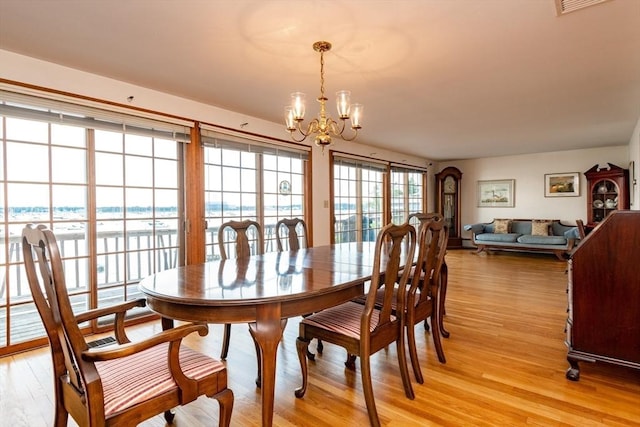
xmin=301 ymin=301 xmax=394 ymax=338
xmin=353 ymin=286 xmax=421 ymax=311
xmin=95 ymin=343 xmax=225 ymax=417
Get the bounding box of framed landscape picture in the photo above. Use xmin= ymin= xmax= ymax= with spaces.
xmin=477 ymin=179 xmax=515 ymax=207
xmin=545 ymin=172 xmax=579 ymax=197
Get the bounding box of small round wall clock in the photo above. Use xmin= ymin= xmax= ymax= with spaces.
xmin=279 ymin=180 xmax=291 ymax=195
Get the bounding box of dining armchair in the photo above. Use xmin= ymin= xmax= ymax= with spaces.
xmin=217 ymin=219 xmax=264 ymax=360
xmin=22 ymin=224 xmax=233 ymax=427
xmin=275 ymin=217 xmax=308 ymax=251
xmin=294 ymin=223 xmax=417 ymax=427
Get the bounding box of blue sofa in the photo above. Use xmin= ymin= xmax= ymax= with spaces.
xmin=463 ymin=219 xmax=579 ymax=260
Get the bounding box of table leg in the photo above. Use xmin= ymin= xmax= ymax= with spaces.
xmin=248 ymin=304 xmax=285 ymax=427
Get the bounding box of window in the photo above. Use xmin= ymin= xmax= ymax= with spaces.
xmin=0 ymin=89 xmax=190 ymax=352
xmin=332 ymin=155 xmax=386 ymax=243
xmin=201 ymin=128 xmax=309 ymax=260
xmin=391 ymin=166 xmax=426 ymax=224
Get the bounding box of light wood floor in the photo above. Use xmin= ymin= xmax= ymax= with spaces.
xmin=1 ymin=250 xmax=639 ymax=426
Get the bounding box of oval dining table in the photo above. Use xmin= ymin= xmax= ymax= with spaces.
xmin=139 ymin=242 xmax=398 ymax=427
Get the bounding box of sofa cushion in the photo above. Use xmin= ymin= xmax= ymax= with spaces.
xmin=517 ymin=235 xmax=567 ymax=245
xmin=510 ymin=220 xmax=532 ymax=235
xmin=475 ymin=233 xmax=520 ymax=243
xmin=531 ymin=220 xmax=552 ymax=236
xmin=493 ymin=219 xmax=512 ymax=234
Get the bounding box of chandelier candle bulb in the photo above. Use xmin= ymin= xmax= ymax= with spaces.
xmin=291 ymin=92 xmax=306 ymax=120
xmin=350 ymin=104 xmax=363 ymax=129
xmin=285 ymin=107 xmax=296 ymax=130
xmin=336 ymin=90 xmax=351 ymax=119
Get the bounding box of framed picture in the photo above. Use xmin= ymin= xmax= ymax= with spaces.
xmin=544 ymin=172 xmax=579 ymax=197
xmin=477 ymin=179 xmax=515 ymax=207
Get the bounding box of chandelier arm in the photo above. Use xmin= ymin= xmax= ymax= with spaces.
xmin=288 ymin=130 xmax=308 ymax=143
xmin=338 ymin=126 xmax=359 ymax=142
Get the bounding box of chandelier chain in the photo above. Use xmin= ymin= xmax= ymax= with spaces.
xmin=319 ymin=50 xmax=325 ymax=100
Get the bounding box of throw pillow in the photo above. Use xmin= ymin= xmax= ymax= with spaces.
xmin=532 ymin=219 xmax=551 ymax=236
xmin=494 ymin=219 xmax=512 ymax=234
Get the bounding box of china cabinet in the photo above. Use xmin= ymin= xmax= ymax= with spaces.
xmin=584 ymin=163 xmax=629 ymax=227
xmin=565 ymin=210 xmax=640 ymax=381
xmin=435 ymin=167 xmax=462 ymax=248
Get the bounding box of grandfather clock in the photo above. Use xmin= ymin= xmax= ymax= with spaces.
xmin=435 ymin=166 xmax=463 ymax=248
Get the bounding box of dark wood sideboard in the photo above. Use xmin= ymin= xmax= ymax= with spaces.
xmin=566 ymin=210 xmax=640 ymax=380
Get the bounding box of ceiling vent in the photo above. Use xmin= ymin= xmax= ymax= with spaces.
xmin=555 ymin=0 xmax=613 ymax=15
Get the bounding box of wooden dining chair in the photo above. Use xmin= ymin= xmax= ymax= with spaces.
xmin=217 ymin=219 xmax=264 ymax=360
xmin=405 ymin=217 xmax=448 ymax=383
xmin=22 ymin=224 xmax=233 ymax=427
xmin=295 ymin=223 xmax=417 ymax=427
xmin=275 ymin=217 xmax=309 ymax=251
xmin=407 ymin=212 xmax=450 ymax=338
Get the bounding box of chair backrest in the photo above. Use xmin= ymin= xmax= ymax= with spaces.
xmin=408 ymin=212 xmax=443 ymax=231
xmin=22 ymin=224 xmax=93 ymax=409
xmin=275 ymin=218 xmax=309 ymax=251
xmin=217 ymin=220 xmax=263 ymax=260
xmin=410 ymin=217 xmax=449 ymax=304
xmin=362 ymin=222 xmax=416 ymax=334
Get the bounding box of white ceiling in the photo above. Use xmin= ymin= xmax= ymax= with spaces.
xmin=1 ymin=0 xmax=639 ymax=160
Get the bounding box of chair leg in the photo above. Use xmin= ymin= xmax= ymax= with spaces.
xmin=345 ymin=353 xmax=357 ymax=370
xmin=164 ymin=408 xmax=176 ymax=423
xmin=212 ymin=388 xmax=234 ymax=427
xmin=439 ymin=265 xmax=450 ymax=338
xmin=220 ymin=323 xmax=231 ymax=360
xmin=254 ymin=333 xmax=262 ymax=388
xmin=396 ymin=329 xmax=415 ymax=400
xmin=295 ymin=337 xmax=311 ymax=398
xmin=360 ymin=353 xmax=381 ymax=427
xmin=431 ymin=311 xmax=446 ymax=364
xmin=53 ymin=402 xmax=68 ymax=427
xmin=407 ymin=321 xmax=424 ymax=384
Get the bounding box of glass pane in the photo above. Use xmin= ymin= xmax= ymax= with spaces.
xmin=0 ymin=306 xmax=6 ymax=346
xmin=52 ymin=184 xmax=87 ymax=219
xmin=154 ymin=158 xmax=178 ymax=188
xmin=51 ymin=123 xmax=86 ymax=147
xmin=125 ymin=188 xmax=153 ymax=215
xmin=7 ymin=183 xmax=50 ymax=222
xmin=52 ymin=146 xmax=87 ymax=184
xmin=7 ymin=142 xmax=48 ymax=182
xmin=6 ymin=117 xmax=48 ymax=144
xmin=124 ymin=134 xmax=152 ymax=156
xmin=205 ymin=164 xmax=222 ymax=191
xmin=97 ymin=252 xmax=125 ymax=287
xmin=98 ymin=286 xmax=124 ymax=308
xmin=154 ymin=138 xmax=179 ymax=159
xmin=61 ymin=257 xmax=90 ymax=293
xmin=222 ymin=167 xmax=241 ymax=191
xmin=9 ymin=302 xmax=45 ymax=344
xmin=155 ymin=189 xmax=178 ymax=216
xmin=97 ymin=187 xmax=124 ymax=219
xmin=125 ymin=155 xmax=153 ymax=187
xmin=95 ymin=129 xmax=123 ymax=152
xmin=96 ymin=152 xmax=123 ymax=186
xmin=96 ymin=221 xmax=125 ymax=253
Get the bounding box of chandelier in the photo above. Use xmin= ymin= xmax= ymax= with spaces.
xmin=285 ymin=41 xmax=363 ymax=149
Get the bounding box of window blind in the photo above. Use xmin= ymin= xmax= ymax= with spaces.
xmin=0 ymin=88 xmax=192 ymax=143
xmin=200 ymin=125 xmax=309 ymax=160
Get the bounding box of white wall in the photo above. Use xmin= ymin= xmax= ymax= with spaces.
xmin=443 ymin=146 xmax=630 ymax=246
xmin=0 ymin=49 xmax=432 ymax=246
